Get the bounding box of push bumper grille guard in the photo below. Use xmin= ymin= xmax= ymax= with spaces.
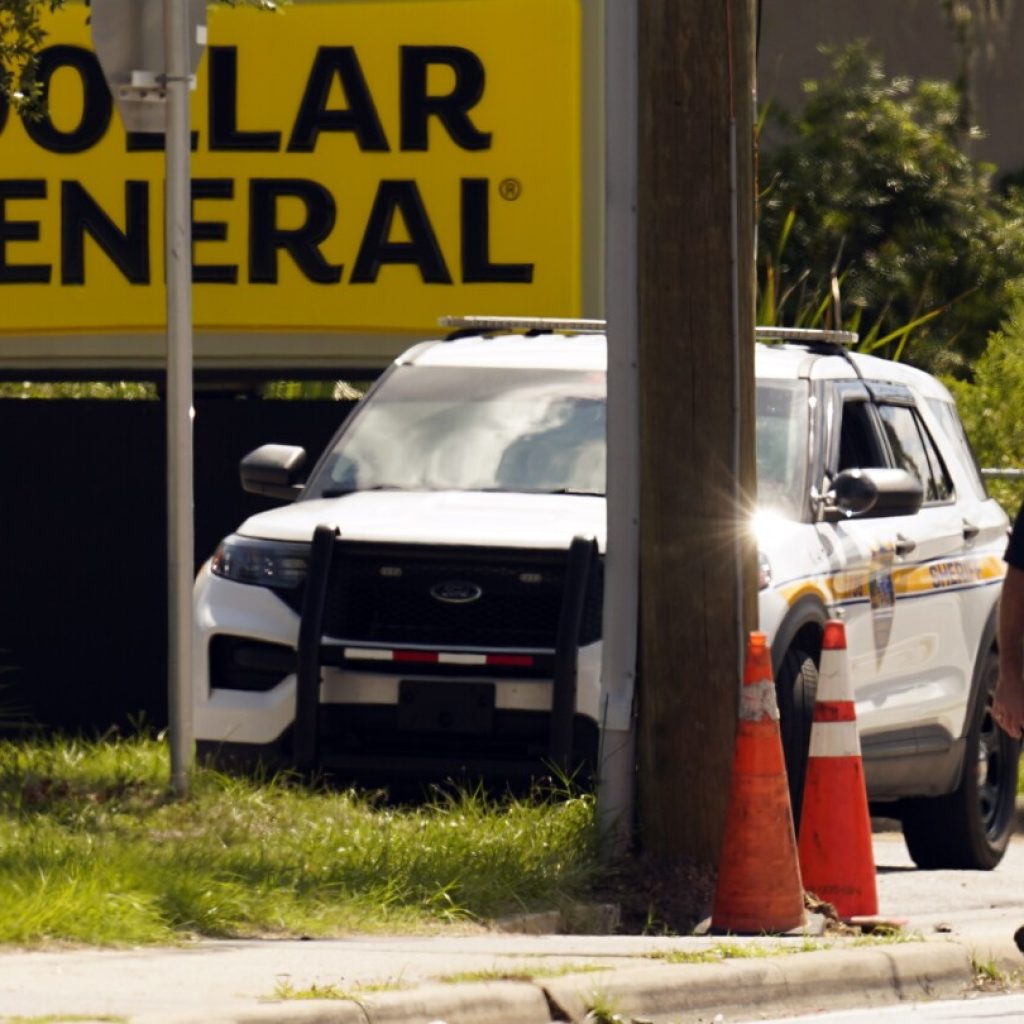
xmin=292 ymin=526 xmax=600 ymax=774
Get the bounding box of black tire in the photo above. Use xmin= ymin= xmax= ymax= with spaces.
xmin=901 ymin=651 xmax=1020 ymax=870
xmin=776 ymin=647 xmax=818 ymax=832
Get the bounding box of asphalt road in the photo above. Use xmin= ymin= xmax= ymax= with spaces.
xmin=732 ymin=826 xmax=1024 ymax=1024
xmin=870 ymin=826 xmax=1024 ymax=940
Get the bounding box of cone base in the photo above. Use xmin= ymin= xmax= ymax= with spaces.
xmin=798 ymin=756 xmax=878 ymax=919
xmin=847 ymin=916 xmax=907 ymax=932
xmin=711 ymin=756 xmax=805 ymax=935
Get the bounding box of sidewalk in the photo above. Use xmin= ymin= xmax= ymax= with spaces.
xmin=3 ymin=831 xmax=1024 ymax=1024
xmin=0 ymin=928 xmax=1020 ymax=1024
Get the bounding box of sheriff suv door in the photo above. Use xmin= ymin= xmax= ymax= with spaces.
xmin=822 ymin=383 xmax=965 ymax=771
xmin=821 ymin=383 xmax=896 ymax=720
xmin=859 ymin=386 xmax=971 ymax=786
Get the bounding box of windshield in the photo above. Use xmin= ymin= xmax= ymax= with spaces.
xmin=304 ymin=365 xmax=809 ymax=515
xmin=305 ymin=365 xmax=607 ymax=497
xmin=756 ymin=379 xmax=810 ymax=520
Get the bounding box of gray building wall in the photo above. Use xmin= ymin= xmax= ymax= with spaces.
xmin=757 ymin=0 xmax=1024 ymax=176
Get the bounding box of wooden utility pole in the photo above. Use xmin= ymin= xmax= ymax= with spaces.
xmin=635 ymin=0 xmax=758 ymax=864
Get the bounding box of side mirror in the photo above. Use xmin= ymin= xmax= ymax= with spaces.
xmin=829 ymin=467 xmax=923 ymax=520
xmin=240 ymin=444 xmax=307 ymax=501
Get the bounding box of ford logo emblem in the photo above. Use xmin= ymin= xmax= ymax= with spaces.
xmin=430 ymin=580 xmax=483 ymax=604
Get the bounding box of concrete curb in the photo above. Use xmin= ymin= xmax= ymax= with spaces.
xmin=133 ymin=982 xmax=551 ymax=1024
xmin=131 ymin=936 xmax=1022 ymax=1024
xmin=358 ymin=981 xmax=551 ymax=1024
xmin=541 ymin=943 xmax=975 ymax=1022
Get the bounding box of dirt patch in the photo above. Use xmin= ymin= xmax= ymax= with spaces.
xmin=594 ymin=853 xmax=717 ymax=935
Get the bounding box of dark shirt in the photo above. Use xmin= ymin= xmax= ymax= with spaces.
xmin=1006 ymin=503 xmax=1024 ymax=571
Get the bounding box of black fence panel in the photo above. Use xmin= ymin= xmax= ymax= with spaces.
xmin=0 ymin=397 xmax=352 ymax=733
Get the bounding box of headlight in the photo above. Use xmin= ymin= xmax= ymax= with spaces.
xmin=758 ymin=551 xmax=773 ymax=591
xmin=210 ymin=535 xmax=309 ymax=590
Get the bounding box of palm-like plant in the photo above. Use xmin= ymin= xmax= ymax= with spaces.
xmin=757 ymin=42 xmax=1024 ymax=374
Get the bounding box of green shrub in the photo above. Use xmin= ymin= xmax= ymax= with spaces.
xmin=945 ymin=293 xmax=1024 ymax=515
xmin=759 ymin=41 xmax=1024 ymax=375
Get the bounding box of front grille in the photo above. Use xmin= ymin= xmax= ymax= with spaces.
xmin=280 ymin=542 xmax=603 ymax=650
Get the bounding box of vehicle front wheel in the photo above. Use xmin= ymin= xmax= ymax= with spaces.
xmin=901 ymin=651 xmax=1019 ymax=870
xmin=776 ymin=646 xmax=818 ymax=832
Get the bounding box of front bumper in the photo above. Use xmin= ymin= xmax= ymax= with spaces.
xmin=192 ymin=535 xmax=605 ymax=778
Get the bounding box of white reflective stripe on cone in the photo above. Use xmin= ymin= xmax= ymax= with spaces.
xmin=808 ymin=721 xmax=862 ymax=759
xmin=816 ymin=653 xmax=850 ymax=702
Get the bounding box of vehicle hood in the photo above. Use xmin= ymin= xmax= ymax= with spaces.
xmin=754 ymin=509 xmax=828 ymax=585
xmin=236 ymin=490 xmax=607 ymax=551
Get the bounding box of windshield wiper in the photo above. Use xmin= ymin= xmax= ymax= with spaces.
xmin=319 ymin=484 xmax=605 ymax=498
xmin=318 ymin=484 xmax=406 ymax=498
xmin=477 ymin=486 xmax=606 ymax=497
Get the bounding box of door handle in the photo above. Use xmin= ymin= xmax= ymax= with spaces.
xmin=894 ymin=534 xmax=917 ymax=558
xmin=962 ymin=519 xmax=980 ymax=542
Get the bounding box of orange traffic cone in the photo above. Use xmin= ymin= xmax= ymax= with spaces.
xmin=711 ymin=632 xmax=806 ymax=934
xmin=797 ymin=619 xmax=878 ymax=920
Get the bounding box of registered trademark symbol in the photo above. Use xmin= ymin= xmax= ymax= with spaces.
xmin=499 ymin=178 xmax=522 ymax=201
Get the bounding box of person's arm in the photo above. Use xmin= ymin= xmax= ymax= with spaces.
xmin=994 ymin=564 xmax=1024 ymax=738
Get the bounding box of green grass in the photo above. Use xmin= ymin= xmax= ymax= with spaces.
xmin=0 ymin=735 xmax=600 ymax=946
xmin=581 ymin=989 xmax=626 ymax=1024
xmin=646 ymin=940 xmax=830 ymax=965
xmin=436 ymin=964 xmax=607 ymax=983
xmin=272 ymin=979 xmax=406 ymax=1000
xmin=969 ymin=955 xmax=1019 ymax=991
xmin=647 ymin=934 xmax=920 ymax=966
xmin=648 ymin=942 xmax=782 ymax=965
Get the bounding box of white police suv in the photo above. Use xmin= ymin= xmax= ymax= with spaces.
xmin=193 ymin=318 xmax=1018 ymax=869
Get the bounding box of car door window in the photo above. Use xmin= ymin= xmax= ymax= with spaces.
xmin=837 ymin=400 xmax=885 ymax=471
xmin=877 ymin=403 xmax=954 ymax=504
xmin=926 ymin=397 xmax=988 ymax=501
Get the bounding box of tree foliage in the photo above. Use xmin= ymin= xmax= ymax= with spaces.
xmin=0 ymin=379 xmax=155 ymax=399
xmin=758 ymin=41 xmax=1024 ymax=375
xmin=945 ymin=292 xmax=1024 ymax=514
xmin=0 ymin=0 xmax=59 ymax=113
xmin=0 ymin=0 xmax=282 ymax=117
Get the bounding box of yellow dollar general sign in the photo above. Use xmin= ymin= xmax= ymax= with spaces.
xmin=0 ymin=0 xmax=584 ymax=368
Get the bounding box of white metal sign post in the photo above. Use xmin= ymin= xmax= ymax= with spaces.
xmin=597 ymin=0 xmax=640 ymax=857
xmin=92 ymin=0 xmax=203 ymax=796
xmin=163 ymin=0 xmax=196 ymax=798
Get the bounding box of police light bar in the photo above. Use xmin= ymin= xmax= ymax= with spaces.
xmin=439 ymin=315 xmax=608 ymax=334
xmin=755 ymin=326 xmax=859 ymax=347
